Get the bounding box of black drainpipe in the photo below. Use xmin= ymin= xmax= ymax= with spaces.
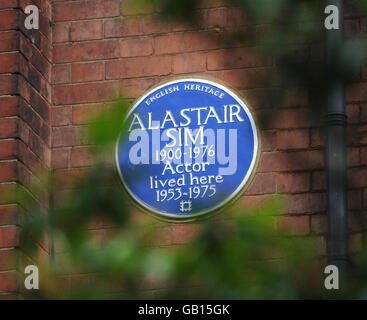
xmin=325 ymin=0 xmax=349 ymax=272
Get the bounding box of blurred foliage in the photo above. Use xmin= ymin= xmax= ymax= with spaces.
xmin=19 ymin=161 xmax=328 ymax=299
xmin=15 ymin=0 xmax=367 ymax=300
xmin=16 ymin=103 xmax=367 ymax=300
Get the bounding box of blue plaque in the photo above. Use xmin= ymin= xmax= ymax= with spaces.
xmin=115 ymin=78 xmax=260 ymax=221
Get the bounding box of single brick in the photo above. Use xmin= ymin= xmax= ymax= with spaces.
xmin=0 ymin=140 xmax=18 ymax=161
xmin=350 ymin=233 xmax=363 ymax=253
xmin=0 ymin=0 xmax=18 ymax=9
xmin=0 ymin=272 xmax=17 ymax=293
xmin=310 ymin=214 xmax=327 ymax=234
xmin=261 ymin=130 xmax=277 ymax=152
xmin=53 ymin=64 xmax=70 ymax=84
xmin=287 ymin=193 xmax=326 ymax=214
xmin=54 ymin=40 xmax=120 ymax=63
xmin=52 ymin=126 xmax=88 ymax=148
xmin=52 ymin=148 xmax=70 ymax=169
xmin=52 ymin=107 xmax=72 ymax=126
xmin=207 ymin=47 xmax=265 ymax=71
xmin=72 ymin=104 xmax=104 ymax=125
xmin=277 ymin=129 xmax=309 ymax=150
xmin=120 ymin=37 xmax=153 ymax=58
xmin=0 ymin=31 xmax=18 ymax=52
xmin=346 ymin=82 xmax=367 ymax=103
xmin=0 ymin=184 xmax=17 ymax=206
xmin=105 ymin=56 xmax=171 ymax=79
xmin=348 ymin=168 xmax=367 ymax=188
xmin=270 ymin=108 xmax=312 ymax=129
xmin=348 ymin=189 xmax=362 ymax=210
xmin=0 ymin=205 xmax=18 ymax=226
xmin=347 ymin=147 xmax=360 ymax=167
xmin=311 ymin=171 xmax=326 ymax=191
xmin=259 ymin=150 xmax=324 ymax=172
xmin=281 ymin=88 xmax=309 ymax=108
xmin=0 ymin=249 xmax=16 ymax=271
xmin=0 ymin=75 xmax=17 ymax=95
xmin=53 ymin=167 xmax=91 ymax=186
xmin=54 ymin=81 xmax=121 ymax=105
xmin=0 ymin=97 xmax=18 ymax=117
xmin=54 ymin=0 xmax=120 ymax=22
xmin=122 ymin=0 xmax=154 ymax=16
xmin=104 ymin=18 xmax=141 ymax=38
xmin=0 ymin=118 xmax=18 ymax=139
xmin=246 ymin=173 xmax=276 ymax=195
xmin=53 ymin=23 xmax=69 ymax=43
xmin=170 ymin=224 xmax=202 ymax=245
xmin=154 ymin=31 xmax=219 ymax=55
xmin=70 ymin=20 xmax=103 ymax=42
xmin=0 ymin=10 xmax=18 ymax=31
xmin=0 ymin=226 xmax=18 ymax=248
xmin=310 ymin=128 xmax=324 ymax=147
xmin=71 ymin=62 xmax=104 ymax=83
xmin=344 ymin=18 xmax=360 ymax=37
xmin=277 ymin=216 xmax=310 ymax=235
xmin=277 ymin=172 xmax=310 ymax=193
xmin=210 ymin=67 xmax=278 ymax=90
xmin=0 ymin=52 xmax=18 ymax=73
xmin=346 ymin=104 xmax=360 ymax=123
xmin=0 ymin=161 xmax=17 ymax=183
xmin=362 ymin=59 xmax=367 ymax=81
xmin=172 ymin=52 xmax=206 ymax=74
xmin=361 ymin=146 xmax=367 ymax=165
xmin=70 ymin=147 xmax=96 ymax=167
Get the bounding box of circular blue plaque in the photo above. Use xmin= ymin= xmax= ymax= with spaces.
xmin=115 ymin=78 xmax=260 ymax=221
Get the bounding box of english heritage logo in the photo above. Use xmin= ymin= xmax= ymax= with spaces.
xmin=115 ymin=78 xmax=260 ymax=221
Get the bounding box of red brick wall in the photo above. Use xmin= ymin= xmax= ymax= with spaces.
xmin=1 ymin=0 xmax=366 ymax=296
xmin=0 ymin=0 xmax=52 ymax=298
xmin=344 ymin=4 xmax=367 ymax=254
xmin=50 ymin=0 xmax=329 ymax=256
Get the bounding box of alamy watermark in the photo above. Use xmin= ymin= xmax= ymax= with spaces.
xmin=24 ymin=265 xmax=39 ymax=290
xmin=324 ymin=265 xmax=339 ymax=290
xmin=24 ymin=5 xmax=39 ymax=30
xmin=324 ymin=4 xmax=340 ymax=30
